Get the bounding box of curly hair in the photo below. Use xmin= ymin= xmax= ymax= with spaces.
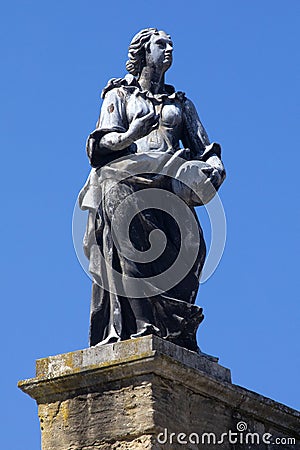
xmin=126 ymin=28 xmax=159 ymax=77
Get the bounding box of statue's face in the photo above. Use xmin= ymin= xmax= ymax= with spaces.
xmin=145 ymin=31 xmax=173 ymax=72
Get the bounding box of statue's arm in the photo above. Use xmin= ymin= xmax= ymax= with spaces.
xmin=100 ymin=109 xmax=158 ymax=151
xmin=97 ymin=88 xmax=158 ymax=145
xmin=87 ymin=88 xmax=159 ymax=167
xmin=181 ymin=98 xmax=210 ymax=157
xmin=182 ymin=98 xmax=226 ymax=184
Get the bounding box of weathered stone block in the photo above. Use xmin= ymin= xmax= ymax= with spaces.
xmin=18 ymin=336 xmax=300 ymax=450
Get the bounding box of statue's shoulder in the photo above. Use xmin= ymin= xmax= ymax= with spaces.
xmin=101 ymin=77 xmax=187 ymax=103
xmin=101 ymin=74 xmax=138 ymax=98
xmin=164 ymin=84 xmax=186 ymax=103
xmin=175 ymin=90 xmax=186 ymax=103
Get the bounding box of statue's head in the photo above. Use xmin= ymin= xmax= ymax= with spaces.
xmin=126 ymin=28 xmax=173 ymax=77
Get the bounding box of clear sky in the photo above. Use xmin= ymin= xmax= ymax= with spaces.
xmin=1 ymin=1 xmax=299 ymax=448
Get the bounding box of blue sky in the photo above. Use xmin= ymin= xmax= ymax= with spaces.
xmin=1 ymin=1 xmax=299 ymax=448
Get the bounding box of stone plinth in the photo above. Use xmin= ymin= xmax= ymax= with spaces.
xmin=18 ymin=336 xmax=300 ymax=449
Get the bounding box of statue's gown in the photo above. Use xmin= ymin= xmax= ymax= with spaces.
xmin=79 ymin=75 xmax=224 ymax=351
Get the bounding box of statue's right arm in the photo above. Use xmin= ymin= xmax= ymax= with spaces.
xmin=95 ymin=89 xmax=158 ymax=152
xmin=87 ymin=88 xmax=159 ymax=167
xmin=100 ymin=110 xmax=158 ymax=151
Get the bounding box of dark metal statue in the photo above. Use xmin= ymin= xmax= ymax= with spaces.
xmin=79 ymin=28 xmax=225 ymax=352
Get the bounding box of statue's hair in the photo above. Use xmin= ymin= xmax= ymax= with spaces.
xmin=126 ymin=28 xmax=159 ymax=76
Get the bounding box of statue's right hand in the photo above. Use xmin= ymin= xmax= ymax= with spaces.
xmin=127 ymin=111 xmax=159 ymax=141
xmin=98 ymin=111 xmax=159 ymax=152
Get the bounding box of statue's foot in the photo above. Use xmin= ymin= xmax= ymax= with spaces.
xmin=130 ymin=324 xmax=160 ymax=339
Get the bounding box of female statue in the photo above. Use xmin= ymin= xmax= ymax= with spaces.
xmin=79 ymin=28 xmax=225 ymax=352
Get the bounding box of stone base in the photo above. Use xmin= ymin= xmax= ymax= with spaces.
xmin=18 ymin=336 xmax=300 ymax=450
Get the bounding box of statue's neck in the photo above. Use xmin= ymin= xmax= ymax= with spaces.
xmin=138 ymin=66 xmax=165 ymax=94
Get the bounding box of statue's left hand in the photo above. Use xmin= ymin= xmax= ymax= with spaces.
xmin=201 ymin=166 xmax=224 ymax=190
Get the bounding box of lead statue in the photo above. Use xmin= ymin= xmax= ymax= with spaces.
xmin=79 ymin=28 xmax=226 ymax=352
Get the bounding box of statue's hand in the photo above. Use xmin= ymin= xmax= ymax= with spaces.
xmin=127 ymin=111 xmax=159 ymax=141
xmin=99 ymin=111 xmax=159 ymax=152
xmin=201 ymin=166 xmax=224 ymax=190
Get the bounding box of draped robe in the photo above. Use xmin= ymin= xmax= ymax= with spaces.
xmin=79 ymin=75 xmax=225 ymax=351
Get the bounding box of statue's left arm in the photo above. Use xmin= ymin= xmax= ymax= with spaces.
xmin=181 ymin=98 xmax=226 ymax=189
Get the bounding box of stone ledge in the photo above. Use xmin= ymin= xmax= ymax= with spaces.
xmin=34 ymin=335 xmax=231 ymax=382
xmin=18 ymin=336 xmax=300 ymax=437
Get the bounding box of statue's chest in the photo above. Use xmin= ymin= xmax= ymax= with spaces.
xmin=126 ymin=94 xmax=182 ymax=128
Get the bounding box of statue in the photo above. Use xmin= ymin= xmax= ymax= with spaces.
xmin=79 ymin=28 xmax=226 ymax=352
